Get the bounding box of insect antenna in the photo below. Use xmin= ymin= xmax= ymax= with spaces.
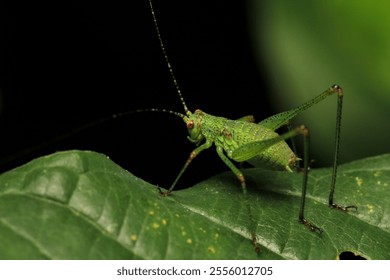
xmin=113 ymin=108 xmax=186 ymax=121
xmin=0 ymin=2 xmax=189 ymax=170
xmin=148 ymin=0 xmax=191 ymax=117
xmin=0 ymin=107 xmax=187 ymax=170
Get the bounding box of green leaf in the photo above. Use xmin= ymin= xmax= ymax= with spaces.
xmin=0 ymin=151 xmax=389 ymax=259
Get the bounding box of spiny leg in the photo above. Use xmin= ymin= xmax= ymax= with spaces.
xmin=251 ymin=125 xmax=323 ymax=233
xmin=159 ymin=140 xmax=213 ymax=196
xmin=216 ymin=146 xmax=247 ymax=194
xmin=215 ymin=146 xmax=260 ymax=253
xmin=231 ymin=124 xmax=330 ymax=234
xmin=248 ymin=85 xmax=356 ymax=221
xmin=257 ymin=85 xmax=356 ymax=212
xmin=328 ymin=86 xmax=357 ymax=211
xmin=297 ymin=125 xmax=323 ymax=234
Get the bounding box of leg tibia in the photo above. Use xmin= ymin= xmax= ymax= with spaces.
xmin=161 ymin=141 xmax=213 ymax=195
xmin=216 ymin=146 xmax=247 ymax=194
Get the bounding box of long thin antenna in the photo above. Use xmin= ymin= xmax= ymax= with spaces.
xmin=0 ymin=108 xmax=187 ymax=170
xmin=148 ymin=0 xmax=191 ymax=116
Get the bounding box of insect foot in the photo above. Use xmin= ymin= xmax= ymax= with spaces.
xmin=251 ymin=233 xmax=261 ymax=255
xmin=329 ymin=203 xmax=358 ymax=212
xmin=299 ymin=218 xmax=323 ymax=235
xmin=157 ymin=186 xmax=171 ymax=197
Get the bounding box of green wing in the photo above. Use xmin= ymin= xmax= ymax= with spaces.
xmin=231 ymin=128 xmax=300 ymax=162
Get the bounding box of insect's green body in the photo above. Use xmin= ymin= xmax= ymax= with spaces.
xmin=187 ymin=109 xmax=296 ymax=172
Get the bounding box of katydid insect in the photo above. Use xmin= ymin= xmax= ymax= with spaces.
xmin=146 ymin=0 xmax=357 ymax=236
xmin=0 ymin=0 xmax=357 ymax=248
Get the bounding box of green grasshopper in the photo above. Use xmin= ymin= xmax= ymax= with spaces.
xmin=147 ymin=0 xmax=356 ymax=236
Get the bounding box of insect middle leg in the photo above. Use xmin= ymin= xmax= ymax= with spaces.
xmin=215 ymin=146 xmax=247 ymax=194
xmin=215 ymin=145 xmax=260 ymax=252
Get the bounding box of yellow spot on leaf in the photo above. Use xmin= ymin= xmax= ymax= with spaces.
xmin=355 ymin=177 xmax=363 ymax=186
xmin=198 ymin=227 xmax=206 ymax=233
xmin=131 ymin=234 xmax=137 ymax=241
xmin=186 ymin=238 xmax=192 ymax=244
xmin=152 ymin=222 xmax=160 ymax=229
xmin=208 ymin=246 xmax=216 ymax=254
xmin=148 ymin=210 xmax=155 ymax=216
xmin=162 ymin=218 xmax=167 ymax=225
xmin=366 ymin=204 xmax=374 ymax=213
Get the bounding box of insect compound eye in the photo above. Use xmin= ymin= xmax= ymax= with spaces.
xmin=187 ymin=120 xmax=194 ymax=129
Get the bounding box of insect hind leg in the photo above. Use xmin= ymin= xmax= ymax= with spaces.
xmin=290 ymin=125 xmax=323 ymax=234
xmin=327 ymin=86 xmax=357 ymax=212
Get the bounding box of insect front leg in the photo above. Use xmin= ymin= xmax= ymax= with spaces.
xmin=159 ymin=140 xmax=213 ymax=196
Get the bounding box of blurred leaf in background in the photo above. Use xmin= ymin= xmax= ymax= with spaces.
xmin=248 ymin=0 xmax=390 ymax=166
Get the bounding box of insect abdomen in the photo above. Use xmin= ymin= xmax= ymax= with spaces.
xmin=215 ymin=119 xmax=296 ymax=171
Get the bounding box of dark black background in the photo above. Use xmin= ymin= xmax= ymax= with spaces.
xmin=1 ymin=0 xmax=272 ymax=188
